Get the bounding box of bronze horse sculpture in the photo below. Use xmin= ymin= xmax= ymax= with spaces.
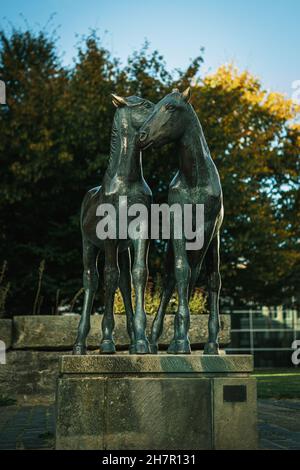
xmin=139 ymin=88 xmax=223 ymax=355
xmin=73 ymin=94 xmax=154 ymax=355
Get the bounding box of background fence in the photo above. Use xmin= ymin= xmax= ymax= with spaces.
xmin=224 ymin=307 xmax=300 ymax=367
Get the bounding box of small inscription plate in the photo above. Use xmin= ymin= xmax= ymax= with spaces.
xmin=223 ymin=385 xmax=247 ymax=403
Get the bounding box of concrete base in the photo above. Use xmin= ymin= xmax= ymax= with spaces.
xmin=55 ymin=354 xmax=258 ymax=450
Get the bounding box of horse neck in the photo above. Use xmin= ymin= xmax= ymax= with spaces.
xmin=178 ymin=109 xmax=211 ymax=186
xmin=105 ymin=115 xmax=143 ymax=182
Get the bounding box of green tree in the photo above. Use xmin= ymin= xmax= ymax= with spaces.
xmin=0 ymin=27 xmax=299 ymax=315
xmin=0 ymin=28 xmax=69 ymax=314
xmin=192 ymin=66 xmax=300 ymax=305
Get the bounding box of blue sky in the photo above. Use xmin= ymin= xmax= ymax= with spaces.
xmin=1 ymin=0 xmax=299 ymax=97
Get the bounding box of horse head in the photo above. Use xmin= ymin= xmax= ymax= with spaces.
xmin=111 ymin=94 xmax=155 ymax=135
xmin=138 ymin=87 xmax=192 ymax=150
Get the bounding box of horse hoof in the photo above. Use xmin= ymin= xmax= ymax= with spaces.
xmin=203 ymin=342 xmax=220 ymax=355
xmin=72 ymin=344 xmax=86 ymax=355
xmin=167 ymin=339 xmax=191 ymax=355
xmin=100 ymin=340 xmax=116 ymax=354
xmin=129 ymin=344 xmax=136 ymax=354
xmin=149 ymin=342 xmax=158 ymax=354
xmin=135 ymin=340 xmax=150 ymax=354
xmin=167 ymin=339 xmax=177 ymax=354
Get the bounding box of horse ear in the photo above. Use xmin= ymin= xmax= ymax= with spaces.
xmin=182 ymin=87 xmax=191 ymax=103
xmin=111 ymin=94 xmax=128 ymax=108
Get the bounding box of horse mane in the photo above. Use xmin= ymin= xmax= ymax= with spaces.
xmin=189 ymin=105 xmax=211 ymax=158
xmin=106 ymin=95 xmax=147 ymax=177
xmin=110 ymin=114 xmax=119 ymax=159
xmin=107 ymin=111 xmax=120 ymax=174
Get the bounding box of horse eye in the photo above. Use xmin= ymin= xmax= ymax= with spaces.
xmin=143 ymin=102 xmax=152 ymax=109
xmin=166 ymin=104 xmax=176 ymax=112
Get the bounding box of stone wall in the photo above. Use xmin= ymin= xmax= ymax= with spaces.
xmin=0 ymin=319 xmax=12 ymax=350
xmin=0 ymin=314 xmax=231 ymax=402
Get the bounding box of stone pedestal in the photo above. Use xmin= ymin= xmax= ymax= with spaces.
xmin=55 ymin=354 xmax=257 ymax=450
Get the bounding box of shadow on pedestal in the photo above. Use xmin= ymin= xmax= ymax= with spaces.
xmin=55 ymin=354 xmax=258 ymax=450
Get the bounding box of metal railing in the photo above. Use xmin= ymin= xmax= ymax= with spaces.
xmin=223 ymin=307 xmax=300 ymax=367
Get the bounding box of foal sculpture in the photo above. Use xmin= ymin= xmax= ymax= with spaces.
xmin=73 ymin=94 xmax=154 ymax=355
xmin=139 ymin=88 xmax=223 ymax=355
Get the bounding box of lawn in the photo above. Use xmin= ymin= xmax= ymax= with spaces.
xmin=254 ymin=369 xmax=300 ymax=399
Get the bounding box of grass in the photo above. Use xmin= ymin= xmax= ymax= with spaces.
xmin=254 ymin=369 xmax=300 ymax=399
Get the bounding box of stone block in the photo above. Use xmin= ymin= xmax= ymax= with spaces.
xmin=12 ymin=314 xmax=231 ymax=350
xmin=56 ymin=375 xmax=105 ymax=450
xmin=0 ymin=350 xmax=69 ymax=399
xmin=0 ymin=319 xmax=12 ymax=349
xmin=60 ymin=353 xmax=253 ymax=375
xmin=55 ymin=354 xmax=258 ymax=450
xmin=213 ymin=377 xmax=258 ymax=450
xmin=13 ymin=315 xmax=81 ymax=350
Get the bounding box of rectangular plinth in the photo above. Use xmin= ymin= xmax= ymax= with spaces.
xmin=56 ymin=354 xmax=257 ymax=450
xmin=60 ymin=354 xmax=253 ymax=375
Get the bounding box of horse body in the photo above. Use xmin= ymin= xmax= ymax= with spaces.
xmin=73 ymin=95 xmax=154 ymax=355
xmin=139 ymin=88 xmax=223 ymax=355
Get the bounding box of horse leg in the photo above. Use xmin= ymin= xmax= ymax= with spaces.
xmin=119 ymin=248 xmax=136 ymax=354
xmin=204 ymin=233 xmax=221 ymax=355
xmin=168 ymin=238 xmax=191 ymax=354
xmin=100 ymin=241 xmax=119 ymax=354
xmin=73 ymin=238 xmax=98 ymax=355
xmin=132 ymin=238 xmax=150 ymax=354
xmin=150 ymin=241 xmax=175 ymax=353
xmin=188 ymin=265 xmax=200 ymax=301
xmin=166 ymin=261 xmax=201 ymax=354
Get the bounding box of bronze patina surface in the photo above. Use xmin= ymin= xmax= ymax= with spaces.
xmin=73 ymin=95 xmax=154 ymax=355
xmin=139 ymin=88 xmax=223 ymax=355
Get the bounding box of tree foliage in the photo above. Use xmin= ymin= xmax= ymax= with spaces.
xmin=0 ymin=27 xmax=299 ymax=314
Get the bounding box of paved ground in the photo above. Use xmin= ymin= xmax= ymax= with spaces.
xmin=258 ymin=399 xmax=300 ymax=450
xmin=0 ymin=404 xmax=55 ymax=450
xmin=0 ymin=399 xmax=299 ymax=450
